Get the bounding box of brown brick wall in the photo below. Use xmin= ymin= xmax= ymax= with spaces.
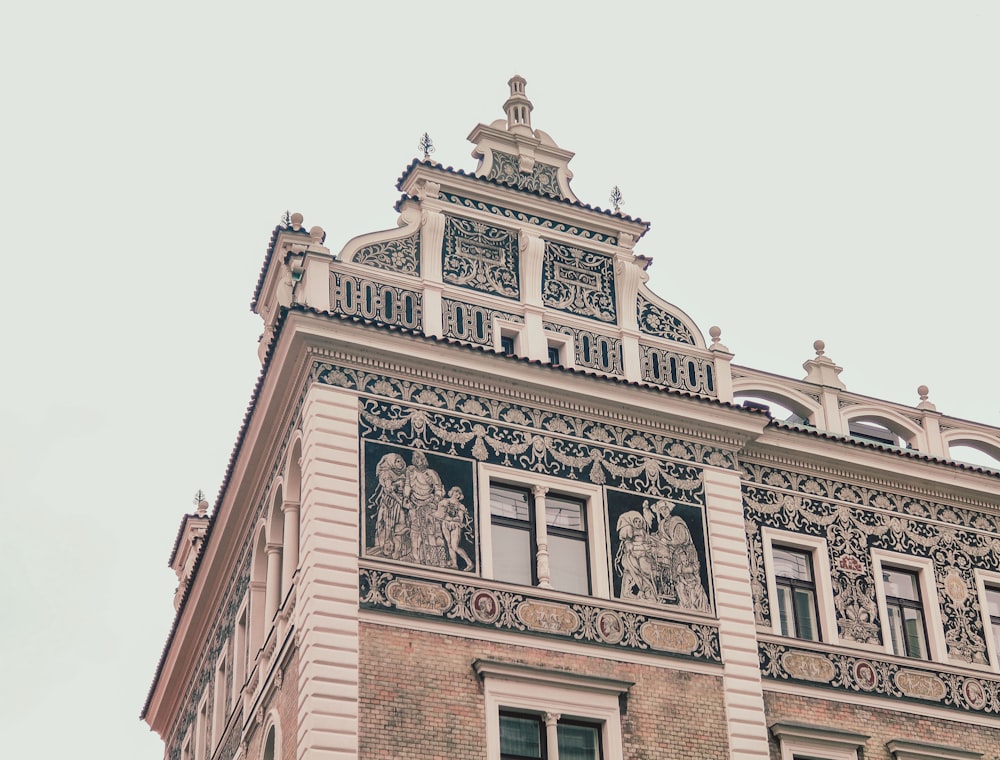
xmin=241 ymin=648 xmax=299 ymax=760
xmin=359 ymin=621 xmax=729 ymax=759
xmin=764 ymin=690 xmax=1000 ymax=760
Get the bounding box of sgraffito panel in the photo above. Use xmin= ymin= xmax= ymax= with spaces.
xmin=542 ymin=241 xmax=617 ymax=324
xmin=362 ymin=441 xmax=477 ymax=573
xmin=607 ymin=488 xmax=712 ymax=613
xmin=441 ymin=215 xmax=519 ymax=299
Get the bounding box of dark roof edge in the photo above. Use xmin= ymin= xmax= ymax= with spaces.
xmin=250 ymin=224 xmax=312 ymax=311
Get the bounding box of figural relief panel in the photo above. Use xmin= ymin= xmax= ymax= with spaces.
xmin=607 ymin=488 xmax=712 ymax=613
xmin=441 ymin=215 xmax=520 ymax=299
xmin=363 ymin=442 xmax=477 ymax=573
xmin=542 ymin=242 xmax=617 ymax=324
xmin=743 ymin=463 xmax=998 ymax=665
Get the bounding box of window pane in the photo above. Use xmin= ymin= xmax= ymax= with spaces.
xmin=557 ymin=723 xmax=600 ymax=760
xmin=772 ymin=547 xmax=812 ymax=581
xmin=500 ymin=714 xmax=542 ymax=758
xmin=546 ymin=496 xmax=584 ymax=531
xmin=776 ymin=585 xmax=793 ymax=637
xmin=492 ymin=486 xmax=531 ymax=521
xmin=883 ymin=568 xmax=920 ymax=601
xmin=492 ymin=524 xmax=533 ymax=586
xmin=986 ymin=588 xmax=1000 ymax=619
xmin=903 ymin=607 xmax=928 ymax=659
xmin=887 ymin=605 xmax=906 ymax=656
xmin=792 ymin=587 xmax=819 ymax=641
xmin=548 ymin=534 xmax=589 ymax=595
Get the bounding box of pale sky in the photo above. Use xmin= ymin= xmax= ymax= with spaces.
xmin=1 ymin=3 xmax=998 ymax=758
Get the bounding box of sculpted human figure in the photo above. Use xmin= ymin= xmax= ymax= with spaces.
xmin=615 ymin=510 xmax=658 ymax=600
xmin=403 ymin=451 xmax=446 ymax=564
xmin=372 ymin=453 xmax=407 ymax=558
xmin=434 ymin=486 xmax=473 ymax=570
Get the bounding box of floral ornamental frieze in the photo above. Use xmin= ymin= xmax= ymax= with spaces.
xmin=313 ymin=362 xmax=737 ymax=470
xmin=439 ymin=192 xmax=617 ymax=245
xmin=543 ymin=322 xmax=623 ymax=376
xmin=542 ymin=242 xmax=617 ymax=323
xmin=443 ymin=299 xmax=523 ymax=346
xmin=743 ymin=463 xmax=999 ymax=665
xmin=359 ymin=399 xmax=705 ymax=505
xmin=442 ymin=215 xmax=520 ymax=299
xmin=640 ymin=345 xmax=717 ymax=397
xmin=353 ymin=231 xmax=421 ymax=275
xmin=637 ymin=295 xmax=696 ymax=345
xmin=760 ymin=641 xmax=1000 ymax=716
xmin=487 ymin=150 xmax=565 ymax=199
xmin=329 ymin=273 xmax=423 ymax=330
xmin=359 ymin=567 xmax=721 ymax=663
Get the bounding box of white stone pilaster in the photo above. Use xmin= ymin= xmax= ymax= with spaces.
xmin=281 ymin=500 xmax=300 ymax=596
xmin=295 ymin=383 xmax=361 ymax=760
xmin=703 ymin=468 xmax=770 ymax=760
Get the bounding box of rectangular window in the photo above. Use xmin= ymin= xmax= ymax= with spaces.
xmin=500 ymin=335 xmax=516 ymax=356
xmin=772 ymin=546 xmax=820 ymax=641
xmin=882 ymin=567 xmax=929 ymax=659
xmin=490 ymin=484 xmax=589 ymax=595
xmin=547 ymin=344 xmax=561 ymax=365
xmin=499 ymin=711 xmax=601 ymax=760
xmin=986 ymin=587 xmax=1000 ymax=661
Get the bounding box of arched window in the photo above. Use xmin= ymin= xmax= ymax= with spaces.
xmin=262 ymin=725 xmax=277 ymax=760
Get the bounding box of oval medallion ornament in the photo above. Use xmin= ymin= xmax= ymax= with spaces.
xmin=385 ymin=580 xmax=452 ymax=615
xmin=895 ymin=670 xmax=946 ymax=701
xmin=944 ymin=570 xmax=968 ymax=604
xmin=963 ymin=678 xmax=987 ymax=710
xmin=596 ymin=611 xmax=624 ymax=644
xmin=517 ymin=601 xmax=579 ymax=634
xmin=852 ymin=660 xmax=878 ymax=691
xmin=781 ymin=652 xmax=835 ymax=683
xmin=639 ymin=621 xmax=698 ymax=653
xmin=471 ymin=590 xmax=501 ymax=624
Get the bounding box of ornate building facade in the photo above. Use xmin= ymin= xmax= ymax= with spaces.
xmin=142 ymin=77 xmax=1000 ymax=760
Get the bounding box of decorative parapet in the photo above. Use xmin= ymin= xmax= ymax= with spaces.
xmin=360 ymin=566 xmax=721 ymax=664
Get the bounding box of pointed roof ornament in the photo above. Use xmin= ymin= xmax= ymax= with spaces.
xmin=503 ymin=75 xmax=534 ymax=135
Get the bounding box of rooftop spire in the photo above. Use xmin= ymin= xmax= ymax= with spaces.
xmin=503 ymin=75 xmax=533 ymax=135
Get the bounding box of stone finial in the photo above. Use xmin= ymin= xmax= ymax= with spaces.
xmin=289 ymin=212 xmax=304 ymax=232
xmin=503 ymin=74 xmax=533 ymax=135
xmin=193 ymin=489 xmax=209 ymax=516
xmin=917 ymin=384 xmax=937 ymax=411
xmin=708 ymin=325 xmax=730 ymax=353
xmin=309 ymin=226 xmax=326 ymax=245
xmin=802 ymin=338 xmax=846 ymax=389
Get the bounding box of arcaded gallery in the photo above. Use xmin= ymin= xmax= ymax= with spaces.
xmin=142 ymin=78 xmax=1000 ymax=760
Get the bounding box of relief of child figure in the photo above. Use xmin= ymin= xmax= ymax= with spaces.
xmin=433 ymin=486 xmax=474 ymax=571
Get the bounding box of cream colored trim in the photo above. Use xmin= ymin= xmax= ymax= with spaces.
xmin=477 ymin=462 xmax=609 ymax=597
xmin=871 ymin=550 xmax=947 ymax=662
xmin=476 ymin=659 xmax=628 ymax=760
xmin=761 ymin=528 xmax=838 ymax=645
xmin=885 ymin=738 xmax=982 ymax=760
xmin=770 ymin=721 xmax=867 ymax=760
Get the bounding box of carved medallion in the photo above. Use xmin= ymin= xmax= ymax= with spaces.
xmin=963 ymin=678 xmax=987 ymax=709
xmin=852 ymin=660 xmax=878 ymax=691
xmin=471 ymin=590 xmax=501 ymax=624
xmin=596 ymin=611 xmax=624 ymax=644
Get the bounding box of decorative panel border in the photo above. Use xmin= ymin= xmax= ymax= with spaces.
xmin=637 ymin=295 xmax=696 ymax=345
xmin=329 ymin=273 xmax=422 ymax=330
xmin=544 ymin=322 xmax=623 ymax=376
xmin=542 ymin=241 xmax=617 ymax=323
xmin=443 ymin=299 xmax=523 ymax=346
xmin=353 ymin=231 xmax=420 ymax=275
xmin=640 ymin=345 xmax=717 ymax=397
xmin=442 ymin=214 xmax=520 ymax=299
xmin=440 ymin=192 xmax=617 ymax=245
xmin=360 ymin=567 xmax=721 ymax=663
xmin=313 ymin=362 xmax=737 ymax=470
xmin=760 ymin=640 xmax=1000 ymax=716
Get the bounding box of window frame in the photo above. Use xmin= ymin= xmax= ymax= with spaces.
xmin=871 ymin=551 xmax=945 ymax=661
xmin=495 ymin=320 xmax=524 ymax=357
xmin=478 ymin=464 xmax=609 ymax=599
xmin=973 ymin=569 xmax=1000 ymax=672
xmin=475 ymin=660 xmax=629 ymax=760
xmin=543 ymin=331 xmax=573 ymax=369
xmin=761 ymin=529 xmax=837 ymax=644
xmin=770 ymin=721 xmax=867 ymax=760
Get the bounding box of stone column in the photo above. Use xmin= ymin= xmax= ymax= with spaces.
xmin=533 ymin=486 xmax=552 ymax=588
xmin=265 ymin=542 xmax=283 ymax=623
xmin=281 ymin=500 xmax=300 ymax=595
xmin=544 ymin=712 xmax=561 ymax=760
